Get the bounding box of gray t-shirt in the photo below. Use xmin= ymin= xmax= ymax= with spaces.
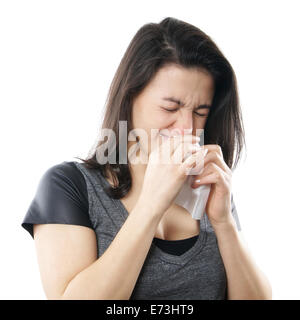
xmin=22 ymin=160 xmax=242 ymax=300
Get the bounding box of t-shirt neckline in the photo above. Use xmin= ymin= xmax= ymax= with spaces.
xmin=96 ymin=168 xmax=207 ymax=265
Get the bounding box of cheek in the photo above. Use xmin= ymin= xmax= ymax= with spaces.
xmin=150 ymin=114 xmax=207 ymax=131
xmin=143 ymin=110 xmax=171 ymax=130
xmin=194 ymin=117 xmax=207 ymax=128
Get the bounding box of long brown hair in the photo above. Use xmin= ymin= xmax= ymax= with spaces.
xmin=76 ymin=17 xmax=246 ymax=199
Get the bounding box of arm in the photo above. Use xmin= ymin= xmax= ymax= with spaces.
xmin=212 ymin=216 xmax=272 ymax=300
xmin=190 ymin=144 xmax=272 ymax=299
xmin=34 ymin=198 xmax=162 ymax=300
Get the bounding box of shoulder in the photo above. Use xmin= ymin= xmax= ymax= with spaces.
xmin=38 ymin=161 xmax=87 ymax=198
xmin=21 ymin=161 xmax=92 ymax=239
xmin=37 ymin=160 xmax=89 ymax=209
xmin=42 ymin=161 xmax=85 ymax=184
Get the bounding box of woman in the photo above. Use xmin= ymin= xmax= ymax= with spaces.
xmin=21 ymin=17 xmax=272 ymax=300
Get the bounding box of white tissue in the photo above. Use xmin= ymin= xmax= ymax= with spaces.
xmin=174 ymin=147 xmax=210 ymax=220
xmin=174 ymin=176 xmax=211 ymax=220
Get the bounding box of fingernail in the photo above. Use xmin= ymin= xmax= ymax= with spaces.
xmin=195 ymin=179 xmax=201 ymax=183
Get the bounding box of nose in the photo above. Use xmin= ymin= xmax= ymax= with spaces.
xmin=171 ymin=110 xmax=193 ymax=135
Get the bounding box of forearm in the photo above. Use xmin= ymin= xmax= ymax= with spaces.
xmin=61 ymin=200 xmax=162 ymax=300
xmin=213 ymin=217 xmax=272 ymax=300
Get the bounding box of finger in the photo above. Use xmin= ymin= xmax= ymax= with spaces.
xmin=158 ymin=133 xmax=199 ymax=150
xmin=191 ymin=163 xmax=226 ymax=188
xmin=188 ymin=148 xmax=208 ymax=175
xmin=172 ymin=141 xmax=202 ymax=164
xmin=202 ymin=144 xmax=223 ymax=158
xmin=191 ymin=172 xmax=217 ymax=188
xmin=171 ymin=134 xmax=200 ymax=153
xmin=171 ymin=134 xmax=202 ymax=160
xmin=180 ymin=148 xmax=208 ymax=175
xmin=159 ymin=134 xmax=200 ymax=163
xmin=203 ymin=150 xmax=232 ymax=176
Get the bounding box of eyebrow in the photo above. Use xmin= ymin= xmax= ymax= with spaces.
xmin=162 ymin=96 xmax=211 ymax=110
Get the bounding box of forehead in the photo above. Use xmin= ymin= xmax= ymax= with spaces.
xmin=146 ymin=64 xmax=215 ymax=101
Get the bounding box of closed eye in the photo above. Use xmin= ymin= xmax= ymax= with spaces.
xmin=162 ymin=107 xmax=208 ymax=117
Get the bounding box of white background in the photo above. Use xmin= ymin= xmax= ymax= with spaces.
xmin=1 ymin=0 xmax=299 ymax=300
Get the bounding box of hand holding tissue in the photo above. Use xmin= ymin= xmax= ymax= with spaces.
xmin=174 ymin=148 xmax=210 ymax=220
xmin=158 ymin=130 xmax=210 ymax=220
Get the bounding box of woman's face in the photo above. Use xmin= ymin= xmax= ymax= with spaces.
xmin=130 ymin=63 xmax=215 ymax=156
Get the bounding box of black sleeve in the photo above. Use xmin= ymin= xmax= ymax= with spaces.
xmin=21 ymin=161 xmax=93 ymax=239
xmin=231 ymin=193 xmax=242 ymax=231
